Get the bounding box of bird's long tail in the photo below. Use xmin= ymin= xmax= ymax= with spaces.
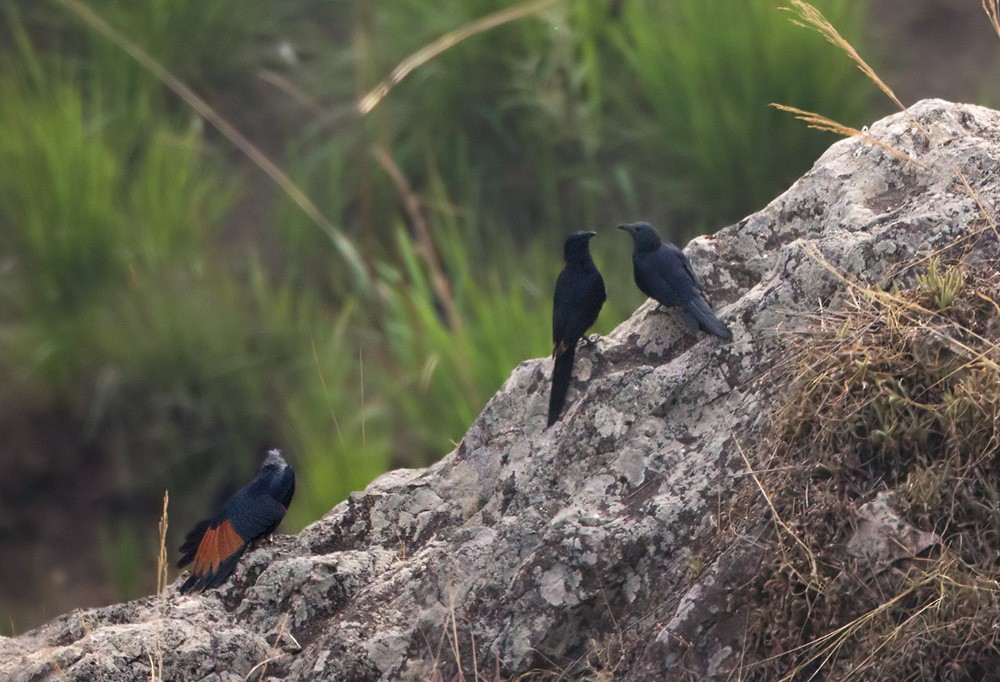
xmin=548 ymin=342 xmax=578 ymax=427
xmin=683 ymin=295 xmax=733 ymax=341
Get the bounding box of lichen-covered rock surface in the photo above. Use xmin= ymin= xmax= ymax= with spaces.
xmin=3 ymin=99 xmax=999 ymax=681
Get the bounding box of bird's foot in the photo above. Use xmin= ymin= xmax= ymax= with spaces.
xmin=249 ymin=534 xmax=275 ymax=552
xmin=652 ymin=303 xmax=686 ymax=316
xmin=578 ymin=334 xmax=601 ymax=348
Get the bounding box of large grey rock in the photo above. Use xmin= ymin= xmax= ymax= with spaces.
xmin=3 ymin=99 xmax=999 ymax=680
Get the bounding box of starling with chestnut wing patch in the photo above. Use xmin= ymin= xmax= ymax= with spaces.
xmin=177 ymin=448 xmax=295 ymax=594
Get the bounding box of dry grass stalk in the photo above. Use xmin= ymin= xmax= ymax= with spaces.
xmin=155 ymin=492 xmax=169 ymax=596
xmin=76 ymin=615 xmax=107 ymax=682
xmin=151 ymin=491 xmax=169 ymax=681
xmin=310 ymin=334 xmax=348 ymax=451
xmin=736 ymin=438 xmax=819 ymax=587
xmin=374 ymin=147 xmax=459 ymax=329
xmin=770 ymin=574 xmax=937 ymax=680
xmin=953 ymin=166 xmax=1000 ymax=233
xmin=783 ymin=0 xmax=904 ymax=109
xmin=803 ymin=243 xmax=1000 ymax=373
xmin=773 ymin=563 xmax=1000 ymax=681
xmin=49 ymin=655 xmax=70 ymax=682
xmin=244 ymin=613 xmax=294 ymax=681
xmin=357 ymin=0 xmax=560 ymax=116
xmin=770 ymin=104 xmax=936 ymax=173
xmin=445 ymin=594 xmax=466 ymax=682
xmin=769 ymin=103 xmax=861 ymax=137
xmin=985 ymin=0 xmax=1000 ymax=40
xmin=882 ymin=217 xmax=1000 ymax=290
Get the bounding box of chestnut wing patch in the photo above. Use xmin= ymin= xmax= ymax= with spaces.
xmin=177 ymin=517 xmax=248 ymax=594
xmin=191 ymin=519 xmax=245 ymax=576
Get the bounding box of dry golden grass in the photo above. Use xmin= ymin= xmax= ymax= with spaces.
xmin=783 ymin=0 xmax=904 ymax=110
xmin=415 ymin=593 xmax=502 ymax=682
xmin=769 ymin=104 xmax=937 ymax=174
xmin=985 ymin=0 xmax=1000 ymax=41
xmin=155 ymin=492 xmax=169 ymax=597
xmin=740 ymin=255 xmax=1000 ymax=679
xmin=356 ymin=0 xmax=560 ymax=116
xmin=244 ymin=612 xmax=298 ymax=681
xmin=374 ymin=147 xmax=458 ymax=329
xmin=150 ymin=491 xmax=169 ymax=682
xmin=736 ymin=439 xmax=819 ymax=589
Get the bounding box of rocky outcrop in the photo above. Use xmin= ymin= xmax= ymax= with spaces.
xmin=3 ymin=99 xmax=999 ymax=681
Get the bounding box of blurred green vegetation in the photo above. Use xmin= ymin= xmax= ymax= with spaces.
xmin=0 ymin=0 xmax=876 ymax=628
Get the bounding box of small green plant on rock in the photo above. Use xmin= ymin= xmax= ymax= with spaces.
xmin=916 ymin=256 xmax=964 ymax=309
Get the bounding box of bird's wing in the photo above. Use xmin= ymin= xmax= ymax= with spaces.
xmin=190 ymin=518 xmax=246 ymax=576
xmin=636 ymin=249 xmax=693 ymax=307
xmin=177 ymin=514 xmax=248 ymax=593
xmin=678 ymin=250 xmax=703 ymax=292
xmin=562 ymin=273 xmax=606 ymax=343
xmin=552 ymin=269 xmax=572 ymax=352
xmin=225 ymin=490 xmax=289 ymax=541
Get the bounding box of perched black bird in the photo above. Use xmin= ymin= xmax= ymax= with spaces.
xmin=178 ymin=448 xmax=295 ymax=594
xmin=549 ymin=231 xmax=607 ymax=427
xmin=618 ymin=221 xmax=732 ymax=341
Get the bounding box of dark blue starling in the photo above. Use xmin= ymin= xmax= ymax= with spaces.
xmin=549 ymin=231 xmax=606 ymax=427
xmin=177 ymin=449 xmax=295 ymax=594
xmin=618 ymin=222 xmax=732 ymax=341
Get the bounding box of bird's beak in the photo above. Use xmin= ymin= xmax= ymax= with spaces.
xmin=585 ymin=231 xmax=597 ymax=238
xmin=617 ymin=224 xmax=632 ymax=233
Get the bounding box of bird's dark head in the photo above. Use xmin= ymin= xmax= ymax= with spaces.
xmin=563 ymin=230 xmax=597 ymax=265
xmin=617 ymin=222 xmax=662 ymax=252
xmin=261 ymin=448 xmax=288 ymax=472
xmin=260 ymin=448 xmax=295 ymax=503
